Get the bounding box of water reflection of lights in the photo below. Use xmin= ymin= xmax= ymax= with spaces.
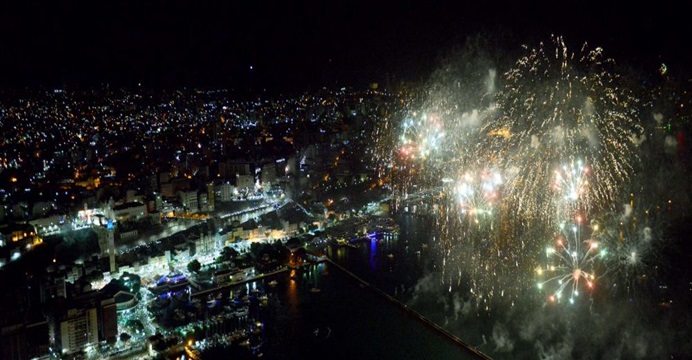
xmin=288 ymin=273 xmax=298 ymax=310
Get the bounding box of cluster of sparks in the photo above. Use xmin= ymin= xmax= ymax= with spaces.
xmin=399 ymin=114 xmax=446 ymax=161
xmin=537 ymin=218 xmax=600 ymax=305
xmin=373 ymin=35 xmax=655 ymax=310
xmin=454 ymin=170 xmax=501 ymax=221
xmin=480 ymin=36 xmax=642 ymax=223
xmin=553 ymin=160 xmax=589 ymax=208
xmin=535 ymin=159 xmax=600 ymax=304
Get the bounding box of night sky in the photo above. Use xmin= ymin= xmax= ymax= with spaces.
xmin=1 ymin=1 xmax=690 ymax=94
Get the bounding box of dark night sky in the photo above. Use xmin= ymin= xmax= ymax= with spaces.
xmin=1 ymin=1 xmax=690 ymax=94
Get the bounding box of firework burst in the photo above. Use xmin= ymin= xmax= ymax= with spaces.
xmin=454 ymin=170 xmax=502 ymax=221
xmin=480 ymin=35 xmax=643 ymax=223
xmin=381 ymin=35 xmax=649 ymax=312
xmin=553 ymin=159 xmax=589 ymax=204
xmin=597 ymin=205 xmax=663 ymax=298
xmin=537 ymin=217 xmax=601 ymax=305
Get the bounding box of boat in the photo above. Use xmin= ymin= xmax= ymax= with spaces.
xmin=268 ymin=280 xmax=278 ymax=287
xmin=310 ymin=287 xmax=321 ymax=294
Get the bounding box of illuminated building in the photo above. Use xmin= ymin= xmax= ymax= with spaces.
xmin=214 ymin=182 xmax=235 ymax=202
xmin=107 ymin=220 xmax=116 ymax=273
xmin=93 ymin=218 xmax=117 ymax=273
xmin=178 ymin=190 xmax=199 ymax=213
xmin=236 ymin=174 xmax=254 ymax=190
xmin=206 ymin=183 xmax=215 ymax=211
xmin=45 ymin=294 xmax=117 ymax=355
xmin=48 ymin=307 xmax=99 ymax=355
xmin=112 ymin=201 xmax=147 ymax=221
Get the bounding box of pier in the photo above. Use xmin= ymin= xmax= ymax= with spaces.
xmin=325 ymin=258 xmax=492 ymax=360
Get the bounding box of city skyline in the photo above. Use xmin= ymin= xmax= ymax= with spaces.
xmin=1 ymin=2 xmax=691 ymax=359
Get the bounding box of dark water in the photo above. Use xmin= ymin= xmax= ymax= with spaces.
xmin=204 ymin=213 xmax=691 ymax=359
xmin=323 ymin=215 xmax=496 ymax=355
xmin=259 ymin=264 xmax=481 ymax=360
xmin=202 ymin=262 xmax=481 ymax=360
xmin=325 ymin=214 xmax=692 ymax=359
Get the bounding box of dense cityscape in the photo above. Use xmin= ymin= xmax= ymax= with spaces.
xmin=2 ymin=2 xmax=692 ymax=360
xmin=0 ymin=84 xmax=407 ymax=358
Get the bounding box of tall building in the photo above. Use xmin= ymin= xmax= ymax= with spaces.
xmin=96 ymin=219 xmax=117 ymax=272
xmin=261 ymin=162 xmax=277 ymax=186
xmin=45 ymin=294 xmax=118 ymax=356
xmin=236 ymin=174 xmax=254 ymax=190
xmin=48 ymin=307 xmax=99 ymax=355
xmin=206 ymin=183 xmax=215 ymax=212
xmin=107 ymin=220 xmax=116 ymax=273
xmin=99 ymin=298 xmax=117 ymax=343
xmin=178 ymin=190 xmax=199 ymax=213
xmin=96 ymin=226 xmax=109 ymax=257
xmin=199 ymin=193 xmax=208 ymax=213
xmin=215 ymin=182 xmax=235 ymax=202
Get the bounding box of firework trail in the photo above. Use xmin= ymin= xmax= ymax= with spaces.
xmin=480 ymin=35 xmax=643 ymax=223
xmin=553 ymin=159 xmax=590 ymax=215
xmin=382 ymin=35 xmax=648 ymax=311
xmin=454 ymin=169 xmax=502 ymax=222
